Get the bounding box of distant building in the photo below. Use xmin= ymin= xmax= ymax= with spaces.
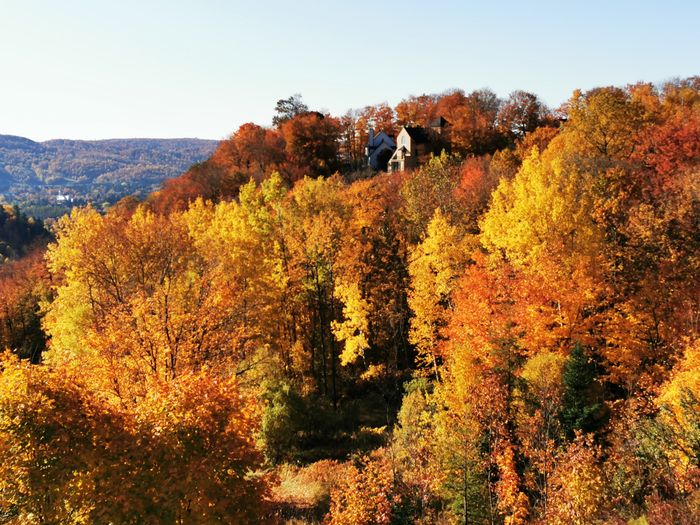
xmin=387 ymin=117 xmax=449 ymax=173
xmin=365 ymin=129 xmax=396 ymax=171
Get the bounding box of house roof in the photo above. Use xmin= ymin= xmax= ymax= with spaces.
xmin=403 ymin=126 xmax=433 ymax=144
xmin=374 ymin=130 xmax=395 ymax=140
xmin=373 ymin=131 xmax=396 ymax=144
xmin=367 ymin=131 xmax=396 ymax=151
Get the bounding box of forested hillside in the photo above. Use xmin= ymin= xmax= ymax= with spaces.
xmin=0 ymin=78 xmax=699 ymax=524
xmin=0 ymin=204 xmax=50 ymax=261
xmin=0 ymin=135 xmax=218 ymax=217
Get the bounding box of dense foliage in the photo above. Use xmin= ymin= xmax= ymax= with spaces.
xmin=0 ymin=78 xmax=698 ymax=523
xmin=0 ymin=204 xmax=49 ymax=261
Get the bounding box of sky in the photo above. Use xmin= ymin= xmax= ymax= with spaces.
xmin=1 ymin=0 xmax=698 ymax=141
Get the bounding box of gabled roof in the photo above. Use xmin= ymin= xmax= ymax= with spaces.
xmin=403 ymin=126 xmax=432 ymax=144
xmin=373 ymin=131 xmax=396 ymax=144
xmin=373 ymin=130 xmax=395 ymax=141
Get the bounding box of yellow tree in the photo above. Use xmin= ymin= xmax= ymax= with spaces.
xmin=546 ymin=434 xmax=607 ymax=525
xmin=332 ymin=280 xmax=370 ymax=366
xmin=655 ymin=337 xmax=700 ymax=488
xmin=480 ymin=142 xmax=607 ymax=352
xmin=43 ymin=205 xmax=255 ymax=400
xmin=0 ymin=353 xmax=269 ymax=524
xmin=15 ymin=201 xmax=273 ymax=522
xmin=326 ymin=452 xmax=396 ymax=525
xmin=480 ymin=143 xmax=603 ymax=273
xmin=400 ymin=152 xmax=463 ymax=242
xmin=392 ymin=379 xmax=445 ymax=519
xmin=182 ymin=174 xmax=301 ymax=380
xmin=514 ymin=351 xmax=567 ymax=517
xmin=287 ymin=175 xmax=350 ymax=400
xmin=407 ymin=208 xmax=470 ymax=377
xmin=331 ymin=174 xmax=412 ymax=375
xmin=566 ymin=87 xmax=646 ymax=160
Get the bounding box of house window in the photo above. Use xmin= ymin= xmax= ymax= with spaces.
xmin=401 ymin=135 xmax=407 ymax=146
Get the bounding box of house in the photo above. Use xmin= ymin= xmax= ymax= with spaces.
xmin=56 ymin=193 xmax=73 ymax=203
xmin=386 ymin=117 xmax=449 ymax=173
xmin=365 ymin=129 xmax=396 ymax=171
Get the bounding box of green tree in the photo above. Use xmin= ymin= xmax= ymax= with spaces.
xmin=559 ymin=345 xmax=605 ymax=439
xmin=273 ymin=93 xmax=309 ymax=127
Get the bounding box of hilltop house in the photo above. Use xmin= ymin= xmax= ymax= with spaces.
xmin=365 ymin=129 xmax=396 ymax=171
xmin=386 ymin=117 xmax=449 ymax=173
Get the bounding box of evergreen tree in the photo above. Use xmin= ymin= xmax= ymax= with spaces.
xmin=560 ymin=344 xmax=604 ymax=439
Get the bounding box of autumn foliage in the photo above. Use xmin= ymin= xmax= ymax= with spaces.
xmin=1 ymin=78 xmax=699 ymax=524
xmin=0 ymin=353 xmax=268 ymax=523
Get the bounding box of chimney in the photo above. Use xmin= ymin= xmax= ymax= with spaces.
xmin=369 ymin=128 xmax=375 ymax=146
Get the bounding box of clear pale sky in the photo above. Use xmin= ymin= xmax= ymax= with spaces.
xmin=1 ymin=0 xmax=698 ymax=141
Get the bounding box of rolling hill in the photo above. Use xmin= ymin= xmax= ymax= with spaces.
xmin=0 ymin=135 xmax=219 ymax=215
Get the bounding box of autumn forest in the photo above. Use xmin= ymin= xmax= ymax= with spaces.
xmin=1 ymin=78 xmax=699 ymax=524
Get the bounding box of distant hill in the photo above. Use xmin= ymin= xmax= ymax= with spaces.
xmin=0 ymin=135 xmax=219 ymax=212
